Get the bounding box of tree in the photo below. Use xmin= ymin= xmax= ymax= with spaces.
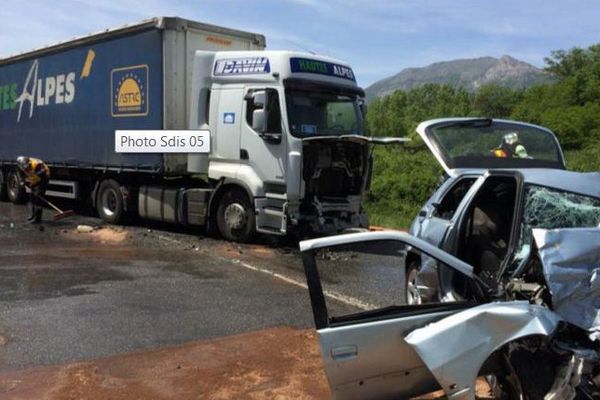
xmin=471 ymin=83 xmax=522 ymax=118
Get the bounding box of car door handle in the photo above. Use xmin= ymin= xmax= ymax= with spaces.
xmin=331 ymin=345 xmax=358 ymax=361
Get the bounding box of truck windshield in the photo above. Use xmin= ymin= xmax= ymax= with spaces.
xmin=285 ymin=89 xmax=365 ymax=137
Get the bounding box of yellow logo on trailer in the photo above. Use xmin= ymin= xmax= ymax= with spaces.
xmin=111 ymin=65 xmax=148 ymax=117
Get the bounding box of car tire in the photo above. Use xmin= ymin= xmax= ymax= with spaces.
xmin=216 ymin=188 xmax=255 ymax=243
xmin=0 ymin=169 xmax=8 ymax=201
xmin=97 ymin=179 xmax=124 ymax=224
xmin=405 ymin=261 xmax=422 ymax=305
xmin=6 ymin=169 xmax=26 ymax=204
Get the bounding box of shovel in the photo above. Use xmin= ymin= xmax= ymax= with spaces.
xmin=33 ymin=193 xmax=76 ymax=221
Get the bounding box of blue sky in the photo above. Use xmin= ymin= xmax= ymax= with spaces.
xmin=1 ymin=0 xmax=599 ymax=86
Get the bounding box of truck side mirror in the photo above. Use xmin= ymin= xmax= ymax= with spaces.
xmin=359 ymin=99 xmax=367 ymax=119
xmin=250 ymin=91 xmax=266 ymax=108
xmin=252 ymin=109 xmax=267 ymax=133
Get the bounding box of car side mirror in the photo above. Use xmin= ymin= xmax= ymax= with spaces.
xmin=252 ymin=109 xmax=267 ymax=133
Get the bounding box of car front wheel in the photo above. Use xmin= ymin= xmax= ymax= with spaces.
xmin=405 ymin=261 xmax=423 ymax=305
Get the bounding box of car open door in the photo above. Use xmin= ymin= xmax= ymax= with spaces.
xmin=417 ymin=118 xmax=566 ymax=176
xmin=299 ymin=231 xmax=489 ymax=400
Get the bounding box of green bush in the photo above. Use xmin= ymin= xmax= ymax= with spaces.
xmin=365 ymin=147 xmax=441 ymax=228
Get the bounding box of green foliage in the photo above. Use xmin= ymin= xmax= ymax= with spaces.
xmin=564 ymin=143 xmax=600 ymax=172
xmin=471 ymin=83 xmax=524 ymax=118
xmin=366 ymin=84 xmax=471 ymax=140
xmin=366 ymin=43 xmax=600 ymax=228
xmin=365 ymin=147 xmax=441 ymax=228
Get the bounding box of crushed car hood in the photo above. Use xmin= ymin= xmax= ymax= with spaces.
xmin=533 ymin=228 xmax=600 ymax=332
xmin=405 ymin=301 xmax=561 ymax=400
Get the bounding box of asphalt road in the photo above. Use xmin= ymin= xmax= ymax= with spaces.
xmin=0 ymin=201 xmax=407 ymax=373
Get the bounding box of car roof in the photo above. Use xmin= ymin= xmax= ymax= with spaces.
xmin=453 ymin=168 xmax=600 ymax=199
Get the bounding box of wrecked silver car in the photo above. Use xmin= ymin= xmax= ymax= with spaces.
xmin=299 ymin=118 xmax=600 ymax=399
xmin=300 ymin=229 xmax=600 ymax=399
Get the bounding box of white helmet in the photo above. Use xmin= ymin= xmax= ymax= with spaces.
xmin=16 ymin=156 xmax=29 ymax=169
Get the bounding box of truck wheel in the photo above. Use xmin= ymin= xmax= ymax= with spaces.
xmin=6 ymin=169 xmax=26 ymax=204
xmin=97 ymin=179 xmax=124 ymax=224
xmin=0 ymin=169 xmax=8 ymax=201
xmin=216 ymin=188 xmax=255 ymax=242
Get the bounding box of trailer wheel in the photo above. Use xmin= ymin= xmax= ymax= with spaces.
xmin=0 ymin=169 xmax=8 ymax=201
xmin=97 ymin=179 xmax=124 ymax=224
xmin=7 ymin=169 xmax=26 ymax=204
xmin=216 ymin=188 xmax=255 ymax=242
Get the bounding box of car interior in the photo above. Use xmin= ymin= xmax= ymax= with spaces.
xmin=458 ymin=176 xmax=517 ymax=281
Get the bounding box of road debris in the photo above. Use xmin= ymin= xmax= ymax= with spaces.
xmin=76 ymin=225 xmax=95 ymax=233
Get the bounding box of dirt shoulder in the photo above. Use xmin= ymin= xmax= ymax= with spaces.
xmin=0 ymin=327 xmax=330 ymax=400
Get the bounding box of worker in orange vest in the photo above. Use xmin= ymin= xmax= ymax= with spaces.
xmin=16 ymin=156 xmax=50 ymax=224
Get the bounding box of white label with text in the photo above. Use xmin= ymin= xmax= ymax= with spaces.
xmin=115 ymin=130 xmax=210 ymax=153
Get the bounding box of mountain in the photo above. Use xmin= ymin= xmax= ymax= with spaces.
xmin=365 ymin=55 xmax=555 ymax=100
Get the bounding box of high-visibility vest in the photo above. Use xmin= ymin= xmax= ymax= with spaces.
xmin=23 ymin=158 xmax=50 ymax=187
xmin=492 ymin=148 xmax=509 ymax=158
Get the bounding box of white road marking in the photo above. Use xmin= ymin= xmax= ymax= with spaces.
xmin=235 ymin=260 xmax=374 ymax=311
xmin=155 ymin=232 xmax=375 ymax=311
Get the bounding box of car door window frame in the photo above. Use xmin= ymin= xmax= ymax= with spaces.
xmin=454 ymin=171 xmax=524 ymax=283
xmin=432 ymin=175 xmax=480 ymax=220
xmin=300 ymin=231 xmax=489 ymax=330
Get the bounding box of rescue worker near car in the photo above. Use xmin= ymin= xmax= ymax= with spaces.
xmin=16 ymin=156 xmax=50 ymax=224
xmin=492 ymin=132 xmax=529 ymax=159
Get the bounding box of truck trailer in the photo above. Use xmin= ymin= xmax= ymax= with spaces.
xmin=0 ymin=17 xmax=393 ymax=241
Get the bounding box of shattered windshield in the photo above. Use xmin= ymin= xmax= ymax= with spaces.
xmin=285 ymin=89 xmax=365 ymax=137
xmin=427 ymin=121 xmax=565 ymax=170
xmin=512 ymin=185 xmax=600 ymax=269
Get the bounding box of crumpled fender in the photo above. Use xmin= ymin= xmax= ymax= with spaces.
xmin=533 ymin=228 xmax=600 ymax=333
xmin=405 ymin=301 xmax=562 ymax=400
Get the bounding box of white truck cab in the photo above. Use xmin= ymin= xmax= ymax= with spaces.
xmin=188 ymin=51 xmax=378 ymax=240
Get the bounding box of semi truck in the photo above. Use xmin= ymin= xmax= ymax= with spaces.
xmin=0 ymin=17 xmax=397 ymax=241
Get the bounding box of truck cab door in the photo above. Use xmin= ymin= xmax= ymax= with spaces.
xmin=242 ymin=88 xmax=287 ymax=234
xmin=241 ymin=88 xmax=286 ymax=183
xmin=299 ymin=231 xmax=486 ymax=400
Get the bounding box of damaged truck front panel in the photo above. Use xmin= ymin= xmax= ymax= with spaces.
xmin=298 ymin=136 xmax=409 ymax=234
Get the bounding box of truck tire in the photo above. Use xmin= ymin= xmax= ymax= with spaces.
xmin=216 ymin=188 xmax=255 ymax=242
xmin=97 ymin=179 xmax=124 ymax=224
xmin=0 ymin=169 xmax=8 ymax=201
xmin=6 ymin=169 xmax=26 ymax=204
